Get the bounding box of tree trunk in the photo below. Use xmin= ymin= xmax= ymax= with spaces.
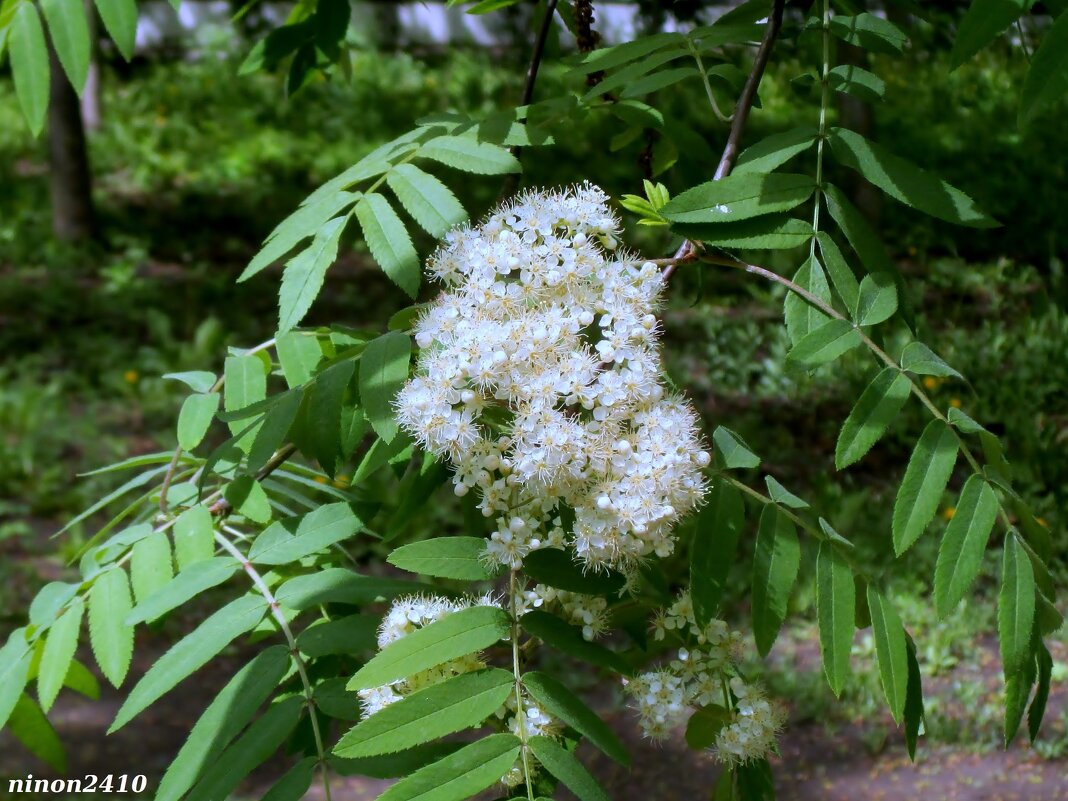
xmin=49 ymin=40 xmax=97 ymax=242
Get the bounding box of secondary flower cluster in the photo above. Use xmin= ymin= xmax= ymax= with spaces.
xmin=518 ymin=584 xmax=610 ymax=641
xmin=625 ymin=592 xmax=784 ymax=767
xmin=394 ymin=184 xmax=709 ymax=570
xmin=357 ymin=593 xmax=499 ymax=717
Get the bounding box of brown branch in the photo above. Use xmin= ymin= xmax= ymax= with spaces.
xmin=209 ymin=442 xmax=299 ymax=516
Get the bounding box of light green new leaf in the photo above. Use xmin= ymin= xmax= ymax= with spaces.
xmin=239 ymin=190 xmax=357 ymax=282
xmin=173 ymin=504 xmax=215 ymax=569
xmin=660 ymin=173 xmax=815 ymax=224
xmin=677 ymin=215 xmax=815 ymax=250
xmin=1021 ymin=11 xmax=1068 ymax=124
xmin=952 ymin=0 xmax=1032 ymax=68
xmin=126 ymin=557 xmax=239 ymax=625
xmin=163 ymin=370 xmax=217 ymax=393
xmin=224 ymin=354 xmax=267 ymax=449
xmin=712 ymin=425 xmax=760 ymax=469
xmin=110 ymin=594 xmax=268 ymax=732
xmin=828 ymin=64 xmax=886 ymax=103
xmin=828 ymin=128 xmax=996 ymax=227
xmin=223 ymin=476 xmax=272 ymax=524
xmin=376 ymin=734 xmax=521 ymax=801
xmin=38 ymin=598 xmax=84 ymax=713
xmin=187 ymin=696 xmax=304 ymax=801
xmin=249 ymin=502 xmax=361 ymax=565
xmin=177 ymin=392 xmax=220 ymax=451
xmin=691 ymin=483 xmax=745 ymax=627
xmin=867 ymin=586 xmax=908 ymax=724
xmin=893 ymin=421 xmax=959 ymax=555
xmin=93 ymin=0 xmax=137 ymax=59
xmin=277 ymin=216 xmax=346 ymax=334
xmin=354 ymin=193 xmax=416 ymax=299
xmin=360 ymin=330 xmax=411 ymax=443
xmin=733 ymin=126 xmax=818 ymax=176
xmin=852 ymin=273 xmax=897 ymax=326
xmin=999 ymin=532 xmax=1036 ymax=677
xmin=786 ymin=318 xmax=861 ymax=367
xmin=828 ymin=12 xmax=907 ymax=53
xmin=530 ymin=735 xmax=610 ymax=801
xmin=417 ymin=135 xmax=521 ymax=175
xmin=387 ymin=536 xmax=496 ymax=580
xmin=40 ymin=0 xmax=91 ymax=91
xmin=934 ymin=475 xmax=1000 ymax=617
xmin=784 ymin=256 xmax=832 ymax=345
xmin=816 ymin=543 xmax=854 ymax=696
xmin=386 ymin=163 xmax=468 ymax=238
xmin=900 ymin=342 xmax=962 ymax=378
xmin=0 ymin=630 xmax=33 ymax=731
xmin=751 ymin=505 xmax=800 ymax=657
xmin=348 ymin=606 xmax=509 ymax=690
xmin=336 ymin=669 xmax=513 ymax=757
xmin=155 ymin=646 xmax=290 ymax=801
xmin=130 ymin=530 xmax=175 ymax=605
xmin=835 ymin=368 xmax=912 ymax=469
xmin=88 ymin=568 xmax=134 ymax=688
xmin=524 ymin=671 xmax=629 ymax=766
xmin=275 ymin=331 xmax=323 ymax=388
xmin=9 ymin=2 xmax=50 ymax=136
xmin=520 ymin=611 xmax=632 ymax=675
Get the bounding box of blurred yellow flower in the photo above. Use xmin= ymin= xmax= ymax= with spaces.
xmin=314 ymin=475 xmax=329 ymax=484
xmin=949 ymin=398 xmax=962 ymax=408
xmin=943 ymin=506 xmax=956 ymax=520
xmin=333 ymin=475 xmax=351 ymax=489
xmin=922 ymin=376 xmax=939 ymax=390
xmin=123 ymin=370 xmax=139 ymax=384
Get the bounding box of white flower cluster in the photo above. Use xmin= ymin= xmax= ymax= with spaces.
xmin=625 ymin=593 xmax=782 ymax=766
xmin=394 ymin=184 xmax=710 ymax=571
xmin=357 ymin=593 xmax=499 ymax=717
xmin=517 ymin=584 xmax=609 ymax=641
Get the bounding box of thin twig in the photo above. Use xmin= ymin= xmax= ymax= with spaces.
xmin=158 ymin=446 xmax=184 ymax=514
xmin=209 ymin=442 xmax=299 ymax=516
xmin=509 ymin=569 xmax=536 ymax=801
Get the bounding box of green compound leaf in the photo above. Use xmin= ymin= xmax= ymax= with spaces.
xmin=815 ymin=231 xmax=860 ymax=313
xmin=852 ymin=273 xmax=898 ymax=326
xmin=249 ymin=502 xmax=362 ymax=566
xmin=530 ymin=735 xmax=610 ymax=801
xmin=712 ymin=425 xmax=760 ymax=469
xmin=951 ymin=0 xmax=1031 ymax=68
xmin=691 ymin=482 xmax=746 ymax=627
xmin=93 ymin=0 xmax=137 ymax=59
xmin=386 ymin=163 xmax=468 ymax=238
xmin=177 ymin=392 xmax=221 ymax=451
xmin=835 ymin=368 xmax=912 ymax=469
xmin=110 ymin=594 xmax=268 ymax=732
xmin=784 ymin=255 xmax=832 ymax=346
xmin=660 ymin=173 xmax=815 ymax=224
xmin=828 ymin=128 xmax=997 ymax=228
xmin=155 ymin=646 xmax=290 ymax=801
xmin=933 ymin=475 xmax=1000 ymax=618
xmin=348 ymin=605 xmax=510 ymax=690
xmin=360 ymin=330 xmax=412 ymax=443
xmin=523 ymin=671 xmax=630 ymax=766
xmin=277 ymin=215 xmax=346 ymax=334
xmin=732 ymin=126 xmax=818 ymax=176
xmin=38 ymin=598 xmax=84 ymax=713
xmin=751 ymin=505 xmax=800 ymax=657
xmin=900 ymin=341 xmax=962 ymax=379
xmin=387 ymin=536 xmax=496 ymax=581
xmin=521 ymin=610 xmax=633 ymax=675
xmin=88 ymin=568 xmax=134 ymax=688
xmin=376 ymin=733 xmax=521 ymax=801
xmin=867 ymin=586 xmax=908 ymax=725
xmin=828 ymin=64 xmax=886 ymax=103
xmin=416 ymin=135 xmax=522 ymax=175
xmin=1021 ymin=11 xmax=1068 ymax=125
xmin=335 ymin=668 xmax=513 ymax=757
xmin=355 ymin=193 xmax=421 ymax=298
xmin=40 ymin=0 xmax=91 ymax=91
xmin=786 ymin=318 xmax=861 ymax=367
xmin=126 ymin=557 xmax=239 ymax=626
xmin=892 ymin=421 xmax=959 ymax=556
xmin=828 ymin=12 xmax=907 ymax=53
xmin=998 ymin=532 xmax=1036 ymax=678
xmin=816 ymin=543 xmax=855 ymax=696
xmin=130 ymin=530 xmax=175 ymax=605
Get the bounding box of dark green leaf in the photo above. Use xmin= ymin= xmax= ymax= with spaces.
xmin=522 ymin=548 xmax=624 ymax=595
xmin=304 ymin=359 xmax=356 ymax=474
xmin=276 ymin=568 xmax=423 ymax=611
xmin=8 ymin=694 xmax=66 ymax=772
xmin=751 ymin=505 xmax=800 ymax=657
xmin=691 ymin=483 xmax=745 ymax=626
xmin=529 ymin=735 xmax=609 ymax=801
xmin=278 ymin=216 xmax=346 ymax=333
xmin=933 ymin=475 xmax=1000 ymax=617
xmin=733 ymin=126 xmax=818 ymax=176
xmin=523 ymin=671 xmax=629 ymax=765
xmin=296 ymin=615 xmax=378 ymax=658
xmin=784 ymin=256 xmax=832 ymax=345
xmin=951 ymin=0 xmax=1032 ymax=68
xmin=835 ymin=368 xmax=912 ymax=469
xmin=998 ymin=532 xmax=1036 ymax=677
xmin=786 ymin=318 xmax=861 ymax=367
xmin=1021 ymin=11 xmax=1068 ymax=124
xmin=224 ymin=354 xmax=267 ymax=451
xmin=892 ymin=421 xmax=959 ymax=556
xmin=684 ymin=704 xmax=732 ymax=749
xmin=360 ymin=331 xmax=411 ymax=443
xmin=262 ymin=757 xmax=317 ymax=801
xmin=520 ymin=610 xmax=632 ymax=675
xmin=814 ymin=231 xmax=860 ymax=313
xmin=660 ymin=173 xmax=815 ymax=224
xmin=904 ymin=637 xmax=924 ymax=760
xmin=1028 ymin=642 xmax=1053 ymax=743
xmin=376 ymin=734 xmax=521 ymax=801
xmin=852 ymin=273 xmax=898 ymax=326
xmin=354 ymin=193 xmax=420 ymax=298
xmin=828 ymin=64 xmax=886 ymax=103
xmin=816 ymin=543 xmax=854 ymax=696
xmin=712 ymin=426 xmax=760 ymax=469
xmin=678 ymin=216 xmax=814 ymax=249
xmin=765 ymin=476 xmax=809 ymax=509
xmin=388 ymin=536 xmax=496 ymax=581
xmin=249 ymin=502 xmax=362 ymax=565
xmin=828 ymin=12 xmax=907 ymax=53
xmin=867 ymin=586 xmax=908 ymax=725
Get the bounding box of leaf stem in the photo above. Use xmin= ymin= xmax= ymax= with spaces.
xmin=509 ymin=568 xmax=536 ymax=801
xmin=810 ymin=0 xmax=832 ymax=260
xmin=217 ymin=526 xmax=333 ymax=801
